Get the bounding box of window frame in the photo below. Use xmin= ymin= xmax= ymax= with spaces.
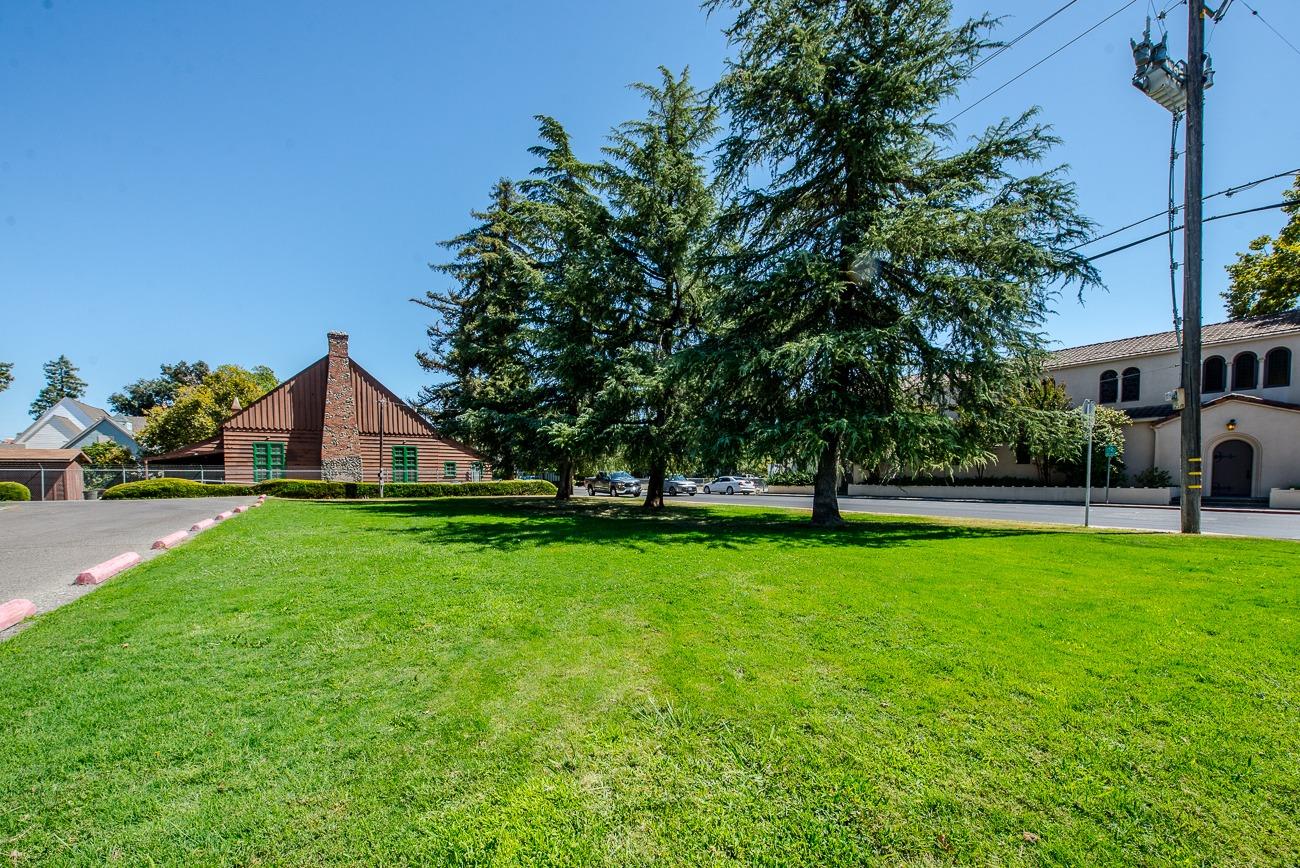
xmin=1203 ymin=355 xmax=1227 ymax=393
xmin=1120 ymin=367 xmax=1141 ymax=402
xmin=442 ymin=460 xmax=458 ymax=480
xmin=1264 ymin=347 xmax=1292 ymax=388
xmin=1232 ymin=352 xmax=1258 ymax=391
xmin=1099 ymin=369 xmax=1119 ymax=404
xmin=252 ymin=441 xmax=286 ymax=482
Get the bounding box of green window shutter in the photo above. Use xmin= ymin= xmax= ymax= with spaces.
xmin=391 ymin=446 xmax=417 ymax=482
xmin=443 ymin=461 xmax=457 ymax=480
xmin=253 ymin=442 xmax=286 ymax=482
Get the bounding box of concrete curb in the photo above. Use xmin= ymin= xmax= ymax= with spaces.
xmin=190 ymin=518 xmax=216 ymax=532
xmin=75 ymin=552 xmax=142 ymax=586
xmin=214 ymin=510 xmax=235 ymax=522
xmin=151 ymin=530 xmax=189 ymax=550
xmin=0 ymin=599 xmax=37 ymax=632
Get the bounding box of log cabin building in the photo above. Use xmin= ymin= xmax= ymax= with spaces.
xmin=149 ymin=332 xmax=487 ymax=484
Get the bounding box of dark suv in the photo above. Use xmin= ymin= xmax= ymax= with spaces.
xmin=587 ymin=471 xmax=643 ymax=497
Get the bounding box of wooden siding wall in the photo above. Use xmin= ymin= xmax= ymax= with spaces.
xmin=226 ymin=359 xmax=326 ymax=432
xmin=359 ymin=434 xmax=487 ymax=482
xmin=351 ymin=362 xmax=438 ymax=436
xmin=223 ymin=430 xmax=322 ymax=484
xmin=0 ymin=465 xmax=82 ymax=501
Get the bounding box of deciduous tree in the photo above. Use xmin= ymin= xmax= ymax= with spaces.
xmin=137 ymin=365 xmax=277 ymax=455
xmin=0 ymin=361 xmax=12 ymax=395
xmin=109 ymin=360 xmax=211 ymax=416
xmin=702 ymin=0 xmax=1097 ymax=525
xmin=1223 ymin=178 xmax=1300 ymax=318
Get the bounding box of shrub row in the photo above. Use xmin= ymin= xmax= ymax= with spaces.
xmin=254 ymin=479 xmax=558 ymax=499
xmin=102 ymin=478 xmax=254 ymax=499
xmin=101 ymin=477 xmax=558 ymax=500
xmin=0 ymin=481 xmax=32 ymax=501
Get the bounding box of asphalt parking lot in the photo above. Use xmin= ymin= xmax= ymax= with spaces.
xmin=0 ymin=496 xmax=256 ymax=634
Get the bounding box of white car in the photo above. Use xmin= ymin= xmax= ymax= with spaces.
xmin=702 ymin=475 xmax=756 ymax=495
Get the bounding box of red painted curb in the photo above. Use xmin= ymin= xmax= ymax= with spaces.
xmin=214 ymin=510 xmax=235 ymax=522
xmin=0 ymin=599 xmax=37 ymax=632
xmin=152 ymin=530 xmax=189 ymax=550
xmin=75 ymin=552 xmax=142 ymax=586
xmin=190 ymin=518 xmax=216 ymax=532
xmin=232 ymin=505 xmax=248 ymax=514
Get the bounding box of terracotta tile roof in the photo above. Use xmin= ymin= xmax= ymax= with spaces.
xmin=1047 ymin=309 xmax=1300 ymax=369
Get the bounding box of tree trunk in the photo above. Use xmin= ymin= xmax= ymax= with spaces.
xmin=555 ymin=456 xmax=574 ymax=501
xmin=643 ymin=457 xmax=665 ymax=510
xmin=811 ymin=434 xmax=844 ymax=527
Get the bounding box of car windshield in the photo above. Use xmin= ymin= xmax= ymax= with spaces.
xmin=610 ymin=471 xmax=635 ymax=480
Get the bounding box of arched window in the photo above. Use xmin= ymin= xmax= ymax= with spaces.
xmin=1203 ymin=356 xmax=1227 ymax=393
xmin=1264 ymin=347 xmax=1292 ymax=388
xmin=1232 ymin=352 xmax=1258 ymax=390
xmin=1099 ymin=370 xmax=1118 ymax=404
xmin=1121 ymin=367 xmax=1141 ymax=402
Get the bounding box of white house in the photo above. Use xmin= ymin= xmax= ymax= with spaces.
xmin=1035 ymin=309 xmax=1299 ymax=498
xmin=7 ymin=398 xmax=147 ymax=457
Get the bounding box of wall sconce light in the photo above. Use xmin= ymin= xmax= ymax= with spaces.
xmin=1226 ymin=418 xmax=1238 ymax=431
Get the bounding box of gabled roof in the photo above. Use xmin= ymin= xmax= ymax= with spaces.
xmin=64 ymin=416 xmax=143 ymax=451
xmin=1152 ymin=392 xmax=1300 ymax=426
xmin=145 ymin=436 xmax=223 ymax=462
xmin=1048 ymin=309 xmax=1300 ymax=369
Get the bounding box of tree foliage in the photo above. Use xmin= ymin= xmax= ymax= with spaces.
xmin=1009 ymin=377 xmax=1125 ymax=483
xmin=137 ymin=365 xmax=277 ymax=455
xmin=700 ymin=0 xmax=1097 ymax=524
xmin=0 ymin=361 xmax=12 ymax=395
xmin=592 ymin=67 xmax=721 ymax=508
xmin=109 ymin=360 xmax=211 ymax=416
xmin=415 ymin=180 xmax=542 ymax=480
xmin=1223 ymin=178 xmax=1300 ymax=319
xmin=81 ymin=441 xmax=135 ymax=466
xmin=29 ymin=355 xmax=88 ymax=419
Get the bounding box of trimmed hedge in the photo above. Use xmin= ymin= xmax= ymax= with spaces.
xmin=0 ymin=481 xmax=32 ymax=501
xmin=252 ymin=478 xmax=558 ymax=499
xmin=102 ymin=478 xmax=254 ymax=500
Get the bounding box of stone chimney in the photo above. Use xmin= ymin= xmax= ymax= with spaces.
xmin=321 ymin=331 xmax=363 ymax=481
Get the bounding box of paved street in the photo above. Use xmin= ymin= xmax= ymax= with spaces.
xmin=0 ymin=496 xmax=256 ymax=634
xmin=678 ymin=492 xmax=1300 ymax=540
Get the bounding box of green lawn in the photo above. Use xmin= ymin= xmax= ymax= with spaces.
xmin=2 ymin=499 xmax=1298 ymax=865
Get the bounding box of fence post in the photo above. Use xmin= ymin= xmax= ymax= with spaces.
xmin=200 ymin=466 xmax=205 ymax=484
xmin=40 ymin=466 xmax=45 ymax=501
xmin=122 ymin=467 xmax=127 ymax=486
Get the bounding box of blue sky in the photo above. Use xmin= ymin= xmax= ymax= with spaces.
xmin=2 ymin=0 xmax=1297 ymax=438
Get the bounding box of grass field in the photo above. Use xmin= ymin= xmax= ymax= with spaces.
xmin=2 ymin=498 xmax=1298 ymax=865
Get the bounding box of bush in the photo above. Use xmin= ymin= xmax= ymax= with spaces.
xmin=102 ymin=478 xmax=254 ymax=499
xmin=1132 ymin=467 xmax=1174 ymax=488
xmin=0 ymin=481 xmax=31 ymax=501
xmin=253 ymin=478 xmax=558 ymax=499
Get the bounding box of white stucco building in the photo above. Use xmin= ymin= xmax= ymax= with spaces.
xmin=1042 ymin=309 xmax=1299 ymax=498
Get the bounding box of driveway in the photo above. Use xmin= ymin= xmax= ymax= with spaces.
xmin=0 ymin=496 xmax=256 ymax=634
xmin=679 ymin=492 xmax=1300 ymax=540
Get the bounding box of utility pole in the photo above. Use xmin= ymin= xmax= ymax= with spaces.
xmin=1181 ymin=0 xmax=1205 ymax=533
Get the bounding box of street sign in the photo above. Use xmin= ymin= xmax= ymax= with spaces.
xmin=1105 ymin=444 xmax=1118 ymax=458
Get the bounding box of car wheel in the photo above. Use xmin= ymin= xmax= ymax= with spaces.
xmin=587 ymin=486 xmax=594 ymax=496
xmin=689 ymin=491 xmax=696 ymax=496
xmin=726 ymin=486 xmax=734 ymax=495
xmin=703 ymin=486 xmax=711 ymax=494
xmin=668 ymin=486 xmax=677 ymax=495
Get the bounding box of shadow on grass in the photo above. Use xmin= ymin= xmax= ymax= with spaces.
xmin=300 ymin=497 xmax=1065 ymax=552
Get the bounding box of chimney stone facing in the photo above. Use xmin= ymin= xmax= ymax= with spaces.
xmin=321 ymin=331 xmax=364 ymax=482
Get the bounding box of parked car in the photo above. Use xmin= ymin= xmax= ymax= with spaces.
xmin=664 ymin=474 xmax=698 ymax=496
xmin=702 ymin=475 xmax=756 ymax=495
xmin=588 ymin=471 xmax=643 ymax=497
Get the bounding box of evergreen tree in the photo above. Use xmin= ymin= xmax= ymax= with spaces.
xmin=702 ymin=0 xmax=1096 ymax=525
xmin=416 ymin=180 xmax=542 ymax=479
xmin=521 ymin=117 xmax=617 ymax=499
xmin=0 ymin=361 xmax=12 ymax=395
xmin=595 ymin=67 xmax=721 ymax=509
xmin=29 ymin=355 xmax=88 ymax=419
xmin=109 ymin=360 xmax=211 ymax=416
xmin=1223 ymin=177 xmax=1300 ymax=318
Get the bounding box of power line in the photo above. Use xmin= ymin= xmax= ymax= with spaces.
xmin=1083 ymin=200 xmax=1292 ymax=261
xmin=1236 ymin=0 xmax=1300 ymax=58
xmin=1070 ymin=168 xmax=1298 ymax=250
xmin=946 ymin=0 xmax=1138 ymax=124
xmin=970 ymin=0 xmax=1083 ymax=74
